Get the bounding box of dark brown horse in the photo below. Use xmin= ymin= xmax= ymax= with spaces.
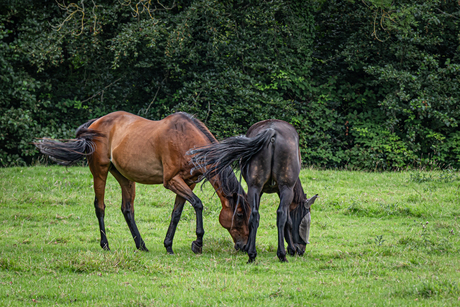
xmin=189 ymin=119 xmax=317 ymax=262
xmin=34 ymin=111 xmax=249 ymax=254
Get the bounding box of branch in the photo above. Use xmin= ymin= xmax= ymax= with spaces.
xmin=372 ymin=11 xmax=383 ymax=42
xmin=436 ymin=8 xmax=459 ymax=20
xmin=144 ymin=75 xmax=168 ymax=115
xmin=81 ymin=77 xmax=122 ymax=103
xmin=120 ymin=0 xmax=176 ymax=19
xmin=53 ymin=0 xmax=99 ymax=36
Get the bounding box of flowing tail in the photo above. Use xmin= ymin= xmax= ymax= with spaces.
xmin=188 ymin=128 xmax=276 ymax=181
xmin=33 ymin=118 xmax=103 ymax=166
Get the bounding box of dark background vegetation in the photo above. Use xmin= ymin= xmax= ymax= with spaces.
xmin=1 ymin=0 xmax=459 ymax=169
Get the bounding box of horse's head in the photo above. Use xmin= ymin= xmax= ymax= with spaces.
xmin=290 ymin=194 xmax=318 ymax=255
xmin=188 ymin=140 xmax=250 ymax=251
xmin=218 ymin=191 xmax=249 ymax=251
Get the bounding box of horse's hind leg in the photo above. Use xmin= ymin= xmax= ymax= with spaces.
xmin=109 ymin=166 xmax=148 ymax=251
xmin=165 ymin=176 xmax=204 ymax=254
xmin=89 ymin=161 xmax=111 ymax=250
xmin=246 ymin=184 xmax=263 ymax=263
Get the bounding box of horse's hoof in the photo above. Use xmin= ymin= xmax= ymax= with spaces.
xmin=247 ymin=252 xmax=257 ymax=263
xmin=101 ymin=242 xmax=110 ymax=251
xmin=277 ymin=251 xmax=288 ymax=262
xmin=278 ymin=256 xmax=288 ymax=262
xmin=191 ymin=241 xmax=202 ymax=254
xmin=295 ymin=244 xmax=305 ymax=256
xmin=287 ymin=247 xmax=296 ymax=256
xmin=139 ymin=246 xmax=149 ymax=252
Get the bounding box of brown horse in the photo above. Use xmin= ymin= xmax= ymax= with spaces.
xmin=189 ymin=119 xmax=318 ymax=262
xmin=34 ymin=111 xmax=249 ymax=254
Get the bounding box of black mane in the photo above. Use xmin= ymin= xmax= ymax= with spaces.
xmin=292 ymin=177 xmax=306 ymax=206
xmin=179 ymin=112 xmax=248 ymax=215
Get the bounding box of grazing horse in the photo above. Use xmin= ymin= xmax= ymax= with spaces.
xmin=34 ymin=111 xmax=250 ymax=254
xmin=189 ymin=119 xmax=318 ymax=262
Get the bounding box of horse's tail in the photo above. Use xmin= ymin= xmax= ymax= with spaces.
xmin=34 ymin=118 xmax=103 ymax=166
xmin=188 ymin=128 xmax=276 ymax=181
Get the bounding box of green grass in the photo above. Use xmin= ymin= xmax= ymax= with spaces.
xmin=1 ymin=166 xmax=459 ymax=306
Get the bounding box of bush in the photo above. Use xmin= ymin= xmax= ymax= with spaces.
xmin=1 ymin=0 xmax=459 ymax=169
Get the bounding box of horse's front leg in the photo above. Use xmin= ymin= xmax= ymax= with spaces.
xmin=163 ymin=195 xmax=187 ymax=254
xmin=284 ymin=214 xmax=296 ymax=256
xmin=277 ymin=186 xmax=294 ymax=262
xmin=166 ymin=177 xmax=204 ymax=254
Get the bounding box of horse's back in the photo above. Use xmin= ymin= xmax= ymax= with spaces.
xmin=88 ymin=111 xmax=211 ymax=184
xmin=247 ymin=119 xmax=299 ymax=143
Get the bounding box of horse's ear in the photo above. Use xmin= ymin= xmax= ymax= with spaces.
xmin=304 ymin=194 xmax=318 ymax=209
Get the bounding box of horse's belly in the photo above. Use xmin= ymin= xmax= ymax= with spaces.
xmin=111 ymin=157 xmax=164 ymax=184
xmin=262 ymin=184 xmax=279 ymax=194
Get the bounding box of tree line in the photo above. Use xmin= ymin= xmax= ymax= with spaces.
xmin=1 ymin=0 xmax=459 ymax=169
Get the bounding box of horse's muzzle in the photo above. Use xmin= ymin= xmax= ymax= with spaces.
xmin=295 ymin=243 xmax=306 ymax=256
xmin=234 ymin=241 xmax=246 ymax=251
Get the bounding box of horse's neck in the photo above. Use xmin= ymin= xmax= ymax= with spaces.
xmin=208 ymin=175 xmax=227 ymax=198
xmin=208 ymin=172 xmax=235 ymax=199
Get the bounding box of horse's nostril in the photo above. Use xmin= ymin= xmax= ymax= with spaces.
xmin=234 ymin=241 xmax=245 ymax=251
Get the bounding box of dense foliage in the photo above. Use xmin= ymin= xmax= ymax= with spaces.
xmin=1 ymin=0 xmax=459 ymax=169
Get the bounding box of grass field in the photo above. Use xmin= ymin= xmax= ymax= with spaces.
xmin=0 ymin=166 xmax=459 ymax=306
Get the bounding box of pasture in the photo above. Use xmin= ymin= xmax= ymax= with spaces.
xmin=0 ymin=166 xmax=459 ymax=306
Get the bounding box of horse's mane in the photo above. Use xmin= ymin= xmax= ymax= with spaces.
xmin=292 ymin=178 xmax=306 ymax=206
xmin=178 ymin=112 xmax=248 ymax=213
xmin=177 ymin=112 xmax=217 ymax=144
xmin=290 ymin=178 xmax=309 ymax=228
